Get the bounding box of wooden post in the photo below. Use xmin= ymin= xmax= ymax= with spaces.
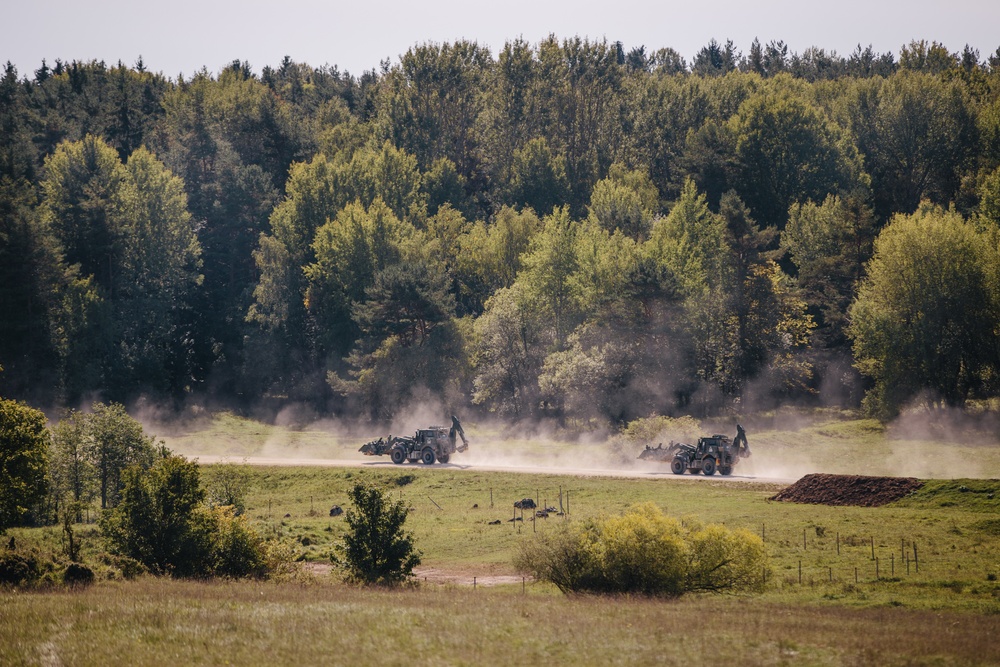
xmin=871 ymin=536 xmax=875 ymax=560
xmin=490 ymin=487 xmax=493 ymax=509
xmin=855 ymin=567 xmax=858 ymax=584
xmin=891 ymin=553 xmax=894 ymax=577
xmin=901 ymin=537 xmax=905 ymax=561
xmin=803 ymin=528 xmax=807 ymax=550
xmin=798 ymin=560 xmax=802 ymax=584
xmin=474 ymin=577 xmax=477 ymax=590
xmin=913 ymin=542 xmax=919 ymax=573
xmin=828 ymin=567 xmax=832 ymax=582
xmin=566 ymin=491 xmax=570 ymax=516
xmin=559 ymin=486 xmax=563 ymax=513
xmin=761 ymin=523 xmax=765 ymax=541
xmin=836 ymin=532 xmax=840 ymax=555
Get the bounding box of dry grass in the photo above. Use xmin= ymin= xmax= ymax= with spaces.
xmin=3 ymin=577 xmax=999 ymax=666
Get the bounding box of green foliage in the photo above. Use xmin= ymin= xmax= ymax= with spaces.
xmin=6 ymin=44 xmax=1000 ymax=423
xmin=335 ymin=482 xmax=420 ymax=586
xmin=849 ymin=72 xmax=976 ymax=220
xmin=36 ymin=136 xmax=202 ymax=400
xmin=621 ymin=415 xmax=703 ymax=444
xmin=86 ymin=402 xmax=156 ymax=509
xmin=100 ymin=455 xmax=212 ymax=576
xmin=100 ymin=455 xmax=276 ymax=578
xmin=507 ymin=138 xmax=571 ymax=216
xmin=514 ymin=503 xmax=767 ymax=596
xmin=62 ymin=561 xmax=95 ymax=586
xmin=849 ymin=204 xmax=1000 ymax=417
xmin=49 ymin=411 xmax=97 ymax=508
xmin=783 ymin=195 xmax=875 ymax=347
xmin=587 ymin=165 xmax=658 ymax=240
xmin=472 ymin=285 xmax=546 ymax=417
xmin=202 ymin=462 xmax=253 ymax=515
xmin=0 ymin=398 xmax=49 ymax=532
xmin=0 ymin=549 xmax=41 ymax=585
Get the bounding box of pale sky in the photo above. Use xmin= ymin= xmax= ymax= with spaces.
xmin=4 ymin=0 xmax=999 ymax=79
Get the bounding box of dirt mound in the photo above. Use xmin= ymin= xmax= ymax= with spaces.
xmin=771 ymin=473 xmax=924 ymax=507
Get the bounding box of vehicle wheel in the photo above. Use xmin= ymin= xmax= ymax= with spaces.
xmin=670 ymin=458 xmax=686 ymax=475
xmin=719 ymin=465 xmax=733 ymax=476
xmin=421 ymin=448 xmax=436 ymax=465
xmin=437 ymin=453 xmax=450 ymax=464
xmin=702 ymin=457 xmax=717 ymax=476
xmin=390 ymin=448 xmax=406 ymax=465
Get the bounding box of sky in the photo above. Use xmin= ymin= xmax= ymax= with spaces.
xmin=4 ymin=0 xmax=1000 ymax=79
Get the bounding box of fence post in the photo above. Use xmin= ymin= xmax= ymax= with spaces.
xmin=913 ymin=542 xmax=919 ymax=573
xmin=798 ymin=560 xmax=802 ymax=584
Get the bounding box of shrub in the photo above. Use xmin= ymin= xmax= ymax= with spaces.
xmin=100 ymin=455 xmax=283 ymax=578
xmin=335 ymin=482 xmax=421 ymax=586
xmin=0 ymin=551 xmax=40 ymax=586
xmin=515 ymin=503 xmax=767 ymax=597
xmin=203 ymin=462 xmax=252 ymax=515
xmin=63 ymin=562 xmax=95 ymax=586
xmin=210 ymin=506 xmax=269 ymax=578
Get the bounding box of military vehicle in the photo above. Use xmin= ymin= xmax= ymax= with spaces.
xmin=639 ymin=424 xmax=751 ymax=476
xmin=359 ymin=416 xmax=469 ymax=465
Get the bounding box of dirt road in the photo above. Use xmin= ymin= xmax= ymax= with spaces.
xmin=187 ymin=453 xmax=794 ymax=483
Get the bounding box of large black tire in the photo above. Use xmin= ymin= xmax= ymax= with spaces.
xmin=437 ymin=453 xmax=450 ymax=464
xmin=421 ymin=448 xmax=436 ymax=465
xmin=670 ymin=458 xmax=686 ymax=475
xmin=390 ymin=448 xmax=406 ymax=465
xmin=719 ymin=465 xmax=733 ymax=476
xmin=702 ymin=457 xmax=717 ymax=476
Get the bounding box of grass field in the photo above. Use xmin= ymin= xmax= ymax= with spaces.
xmin=4 ymin=411 xmax=1000 ymax=665
xmin=4 ymin=577 xmax=1000 ymax=667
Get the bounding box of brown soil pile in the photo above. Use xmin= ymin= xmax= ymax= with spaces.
xmin=771 ymin=473 xmax=924 ymax=507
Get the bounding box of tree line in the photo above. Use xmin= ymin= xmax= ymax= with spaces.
xmin=3 ymin=37 xmax=1000 ymax=423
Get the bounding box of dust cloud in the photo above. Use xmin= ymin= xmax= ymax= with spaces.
xmin=128 ymin=383 xmax=1000 ymax=482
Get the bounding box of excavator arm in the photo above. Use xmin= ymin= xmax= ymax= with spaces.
xmin=734 ymin=424 xmax=751 ymax=458
xmin=450 ymin=416 xmax=469 ymax=452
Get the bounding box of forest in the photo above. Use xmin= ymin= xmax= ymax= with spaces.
xmin=3 ymin=36 xmax=1000 ymax=424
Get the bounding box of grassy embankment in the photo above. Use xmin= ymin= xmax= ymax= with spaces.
xmin=4 ymin=411 xmax=1000 ymax=665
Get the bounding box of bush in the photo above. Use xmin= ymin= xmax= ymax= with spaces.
xmin=514 ymin=503 xmax=767 ymax=597
xmin=101 ymin=455 xmax=283 ymax=578
xmin=0 ymin=551 xmax=40 ymax=586
xmin=210 ymin=506 xmax=269 ymax=578
xmin=203 ymin=462 xmax=252 ymax=515
xmin=335 ymin=482 xmax=420 ymax=586
xmin=62 ymin=562 xmax=95 ymax=586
